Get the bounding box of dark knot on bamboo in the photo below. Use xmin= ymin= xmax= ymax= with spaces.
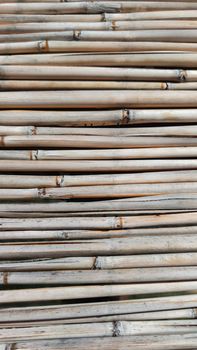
xmin=113 ymin=321 xmax=122 ymax=337
xmin=121 ymin=109 xmax=130 ymax=125
xmin=73 ymin=30 xmax=81 ymax=40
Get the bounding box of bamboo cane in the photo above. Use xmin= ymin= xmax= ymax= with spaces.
xmin=3 ymin=91 xmax=197 ymax=109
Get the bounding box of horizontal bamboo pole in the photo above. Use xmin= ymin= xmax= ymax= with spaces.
xmin=0 ymin=224 xmax=196 ymax=240
xmin=3 ymin=90 xmax=197 ymax=109
xmin=0 ymin=66 xmax=183 ymax=81
xmin=10 ymin=333 xmax=196 ymax=350
xmin=1 ymin=320 xmax=197 ymax=342
xmin=5 ymin=53 xmax=197 ymax=68
xmin=4 ymin=267 xmax=197 ymax=285
xmin=3 ymin=41 xmax=197 ymax=55
xmin=1 ymin=171 xmax=197 ymax=188
xmin=0 ymin=282 xmax=197 ymax=306
xmin=1 ymin=2 xmax=197 ymax=15
xmin=2 ymin=147 xmax=197 ymax=160
xmin=1 ymin=294 xmax=197 ymax=321
xmin=0 ymin=159 xmax=197 ymax=173
xmin=1 ymin=109 xmax=197 ymax=126
xmin=3 ymin=183 xmax=197 ymax=200
xmin=0 ymin=80 xmax=168 ymax=91
xmin=1 ymin=234 xmax=197 ymax=257
xmin=4 ymin=20 xmax=197 ymax=34
xmin=3 ymin=11 xmax=197 ymax=24
xmin=1 ymin=125 xmax=197 ymax=137
xmin=11 ymin=334 xmax=197 ymax=350
xmin=1 ymin=252 xmax=197 ymax=271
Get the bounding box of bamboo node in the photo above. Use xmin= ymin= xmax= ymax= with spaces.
xmin=38 ymin=188 xmax=46 ymax=198
xmin=30 ymin=126 xmax=37 ymax=135
xmin=37 ymin=41 xmax=47 ymax=53
xmin=177 ymin=69 xmax=187 ymax=82
xmin=3 ymin=272 xmax=8 ymax=287
xmin=102 ymin=13 xmax=107 ymax=22
xmin=116 ymin=216 xmax=123 ymax=229
xmin=111 ymin=21 xmax=117 ymax=31
xmin=31 ymin=150 xmax=38 ymax=161
xmin=73 ymin=31 xmax=81 ymax=41
xmin=56 ymin=175 xmax=64 ymax=187
xmin=93 ymin=256 xmax=102 ymax=269
xmin=113 ymin=321 xmax=122 ymax=337
xmin=121 ymin=109 xmax=130 ymax=125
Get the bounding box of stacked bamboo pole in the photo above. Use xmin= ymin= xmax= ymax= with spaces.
xmin=2 ymin=1 xmax=197 ymax=349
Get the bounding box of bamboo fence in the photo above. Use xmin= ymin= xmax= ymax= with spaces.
xmin=1 ymin=0 xmax=197 ymax=349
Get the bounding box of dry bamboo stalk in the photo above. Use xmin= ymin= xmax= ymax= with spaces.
xmin=2 ymin=147 xmax=197 ymax=160
xmin=0 ymin=80 xmax=168 ymax=91
xmin=0 ymin=282 xmax=197 ymax=305
xmin=0 ymin=66 xmax=182 ymax=81
xmin=2 ymin=182 xmax=197 ymax=200
xmin=1 ymin=294 xmax=197 ymax=321
xmin=3 ymin=41 xmax=197 ymax=55
xmin=3 ymin=11 xmax=197 ymax=24
xmin=0 ymin=159 xmax=197 ymax=173
xmin=1 ymin=2 xmax=197 ymax=15
xmin=1 ymin=320 xmax=197 ymax=342
xmin=0 ymin=212 xmax=196 ymax=231
xmin=3 ymin=90 xmax=197 ymax=109
xmin=4 ymin=20 xmax=197 ymax=34
xmin=1 ymin=193 xmax=197 ymax=212
xmin=1 ymin=171 xmax=197 ymax=188
xmin=1 ymin=234 xmax=197 ymax=258
xmin=1 ymin=252 xmax=197 ymax=271
xmin=5 ymin=53 xmax=197 ymax=68
xmin=10 ymin=334 xmax=197 ymax=350
xmin=2 ymin=109 xmax=197 ymax=126
xmin=0 ymin=125 xmax=197 ymax=137
xmin=4 ymin=266 xmax=197 ymax=285
xmin=0 ymin=225 xmax=195 ymax=240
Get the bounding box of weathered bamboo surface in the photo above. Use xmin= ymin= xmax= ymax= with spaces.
xmin=2 ymin=1 xmax=197 ymax=349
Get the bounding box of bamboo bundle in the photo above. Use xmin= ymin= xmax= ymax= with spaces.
xmin=2 ymin=1 xmax=197 ymax=347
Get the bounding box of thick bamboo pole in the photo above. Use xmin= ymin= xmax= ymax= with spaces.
xmin=2 ymin=41 xmax=197 ymax=55
xmin=0 ymin=159 xmax=197 ymax=173
xmin=3 ymin=91 xmax=197 ymax=109
xmin=1 ymin=109 xmax=197 ymax=126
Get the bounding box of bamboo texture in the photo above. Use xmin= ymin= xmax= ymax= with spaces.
xmin=1 ymin=1 xmax=197 ymax=349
